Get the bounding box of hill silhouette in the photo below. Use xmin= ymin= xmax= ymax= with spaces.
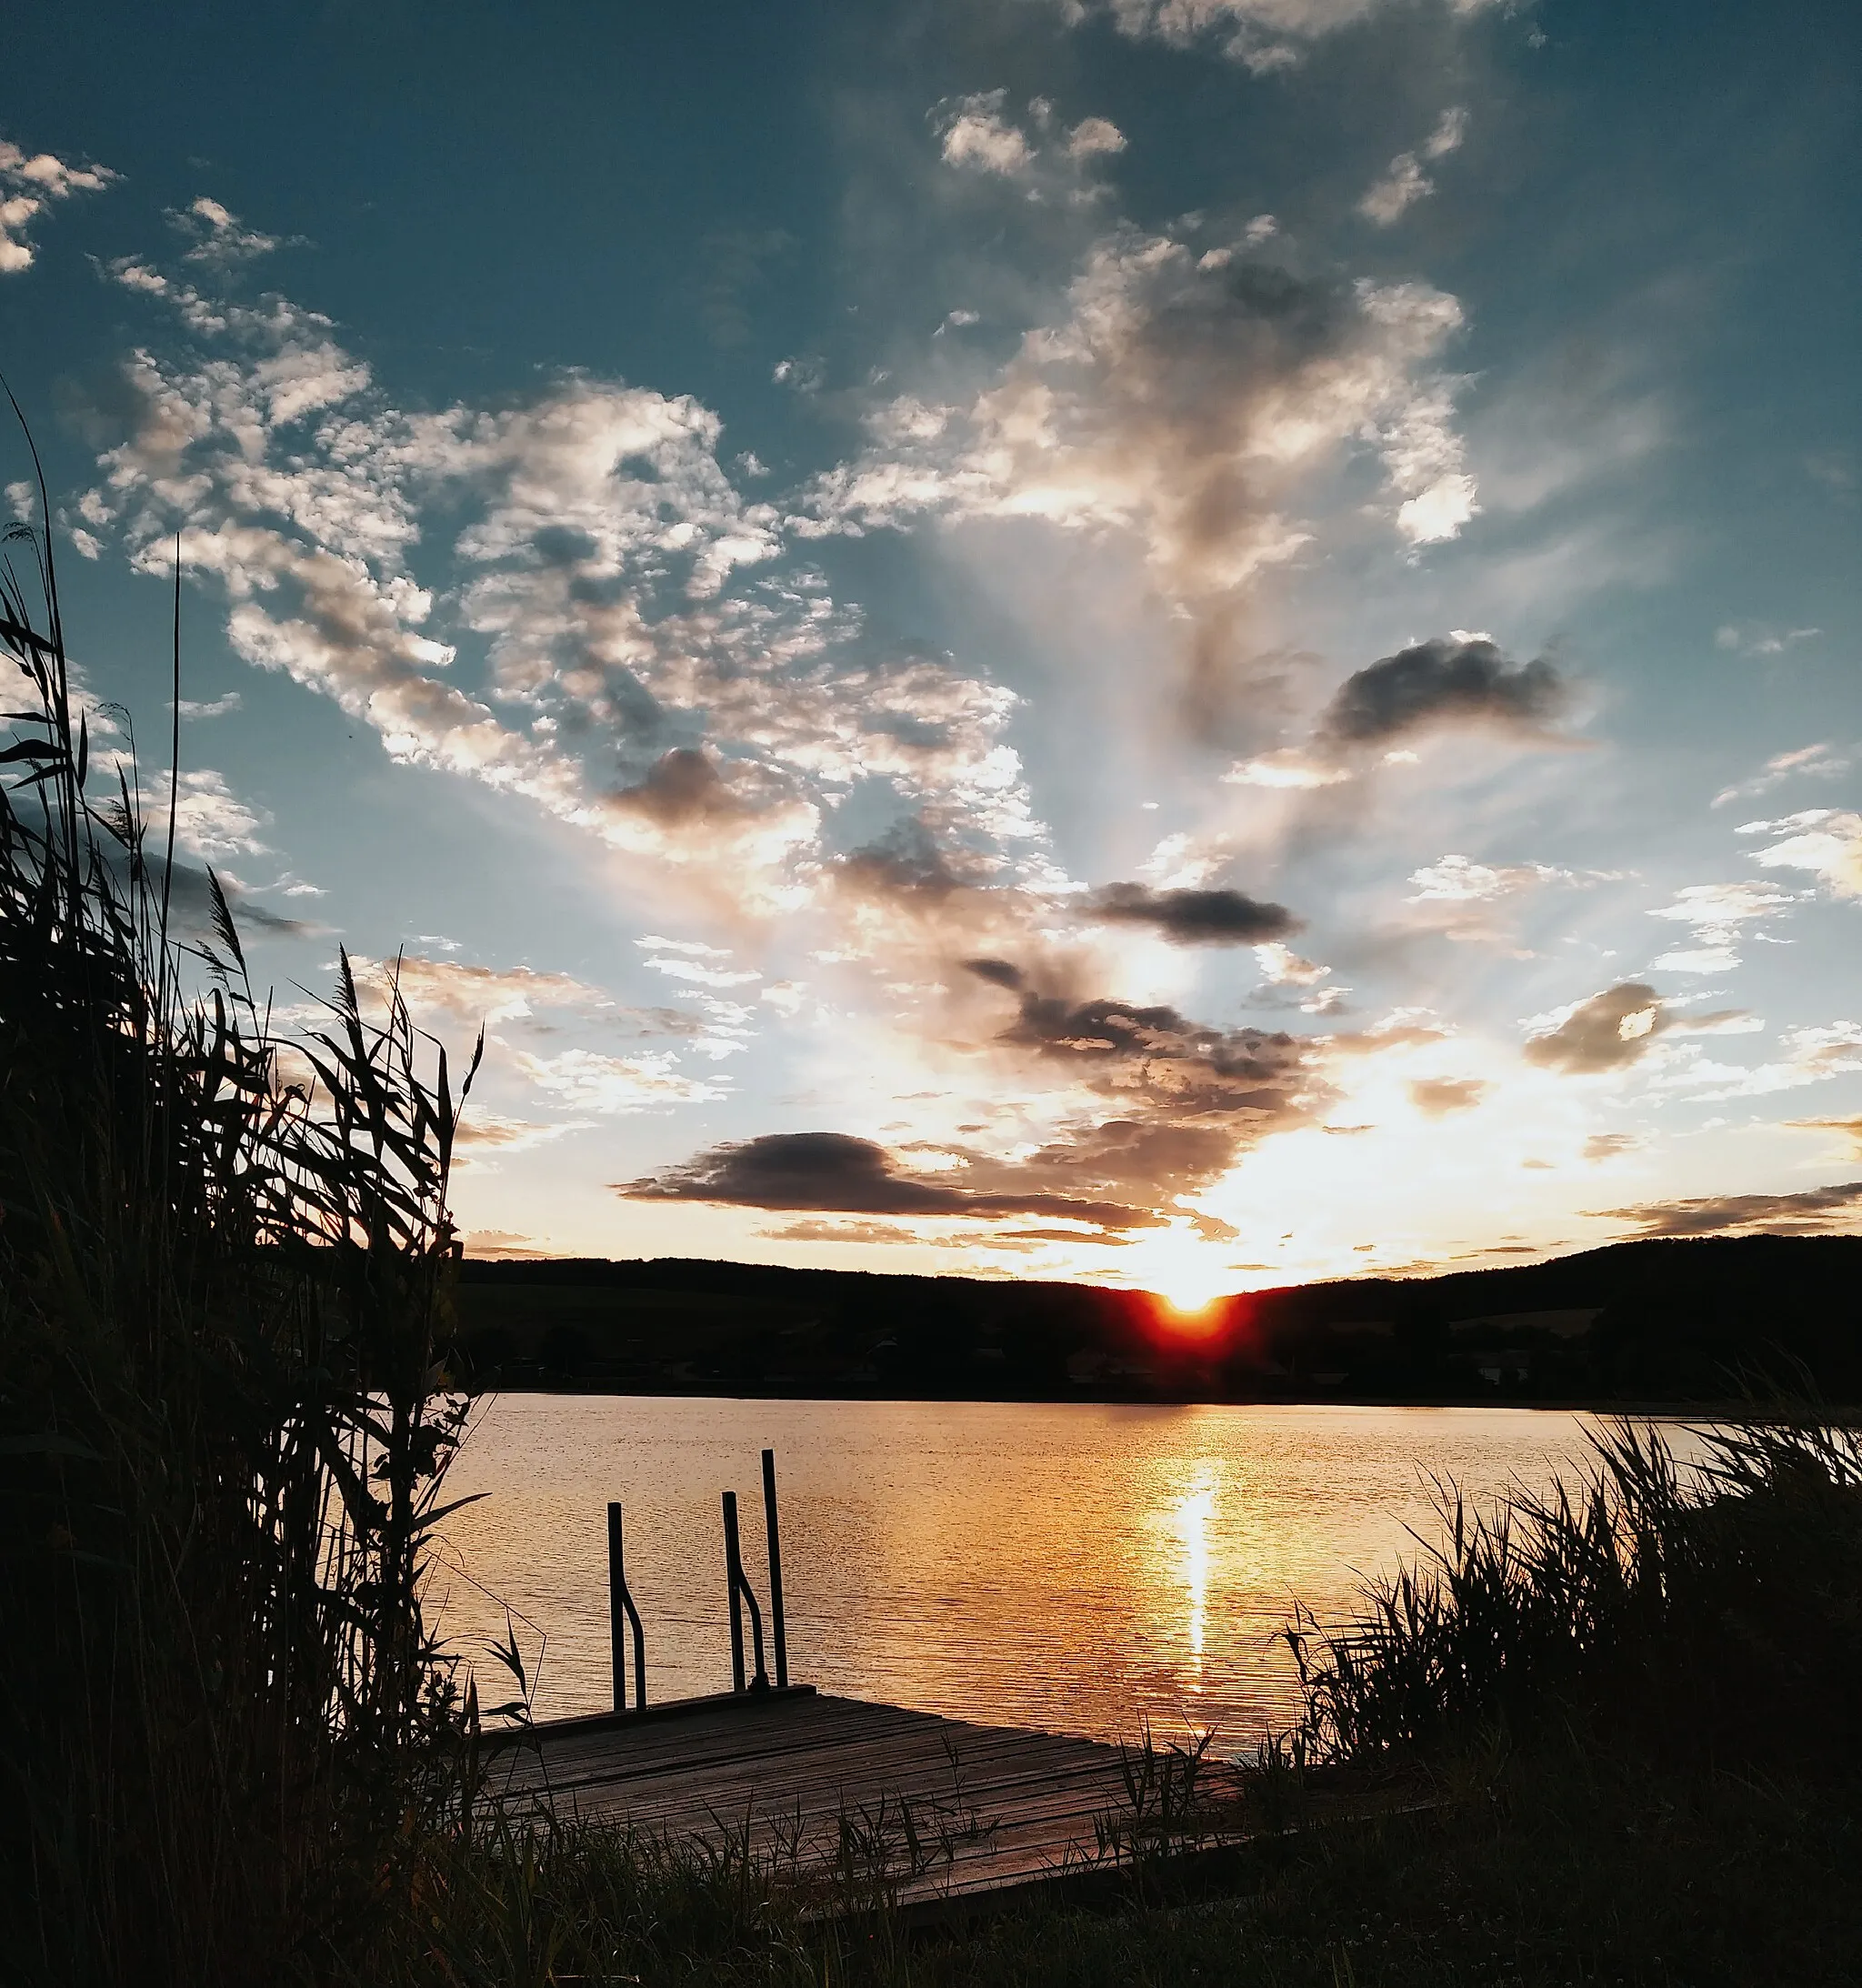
xmin=455 ymin=1233 xmax=1862 ymax=1405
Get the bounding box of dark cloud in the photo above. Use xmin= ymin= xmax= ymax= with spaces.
xmin=608 ymin=747 xmax=740 ymax=827
xmin=138 ymin=855 xmax=322 ymax=942
xmin=1086 ymin=882 xmax=1300 ymax=946
xmin=838 ymin=818 xmax=966 ymax=901
xmin=1408 ymin=1077 xmax=1487 ymax=1116
xmin=1587 ymin=1181 xmax=1862 ymax=1239
xmin=1523 ymin=983 xmax=1667 ymax=1075
xmin=963 ymin=957 xmax=1025 ymax=989
xmin=618 ymin=1130 xmax=1166 ymax=1230
xmin=1319 ymin=638 xmax=1570 ymax=748
xmin=1000 ymin=993 xmax=1311 ymax=1117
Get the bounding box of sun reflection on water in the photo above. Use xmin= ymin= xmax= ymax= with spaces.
xmin=1172 ymin=1476 xmax=1216 ymax=1673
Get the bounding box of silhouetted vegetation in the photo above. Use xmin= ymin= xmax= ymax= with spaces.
xmin=0 ymin=479 xmax=480 ymax=1981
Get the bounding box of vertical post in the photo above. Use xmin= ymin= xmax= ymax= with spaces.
xmin=761 ymin=1448 xmax=788 ymax=1690
xmin=607 ymin=1501 xmax=628 ymax=1712
xmin=722 ymin=1490 xmax=747 ymax=1693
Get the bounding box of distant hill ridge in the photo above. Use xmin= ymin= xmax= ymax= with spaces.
xmin=454 ymin=1233 xmax=1862 ymax=1404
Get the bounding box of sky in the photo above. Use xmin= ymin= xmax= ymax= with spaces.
xmin=2 ymin=0 xmax=1858 ymax=1304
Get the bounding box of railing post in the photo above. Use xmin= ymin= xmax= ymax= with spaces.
xmin=762 ymin=1448 xmax=788 ymax=1690
xmin=607 ymin=1501 xmax=627 ymax=1711
xmin=722 ymin=1490 xmax=747 ymax=1692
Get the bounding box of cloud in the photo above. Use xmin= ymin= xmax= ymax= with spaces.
xmin=1408 ymin=1077 xmax=1487 ymax=1115
xmin=757 ymin=1218 xmax=926 ymax=1245
xmin=513 ymin=1047 xmax=729 ymax=1113
xmin=1645 ymin=879 xmax=1798 ymax=973
xmin=806 ymin=225 xmax=1477 ymax=712
xmin=1739 ymin=810 xmax=1862 ymax=899
xmin=620 ymin=1130 xmax=1164 ymax=1230
xmin=1715 ymin=622 xmax=1821 ymax=659
xmin=138 ymin=767 xmax=270 ymax=861
xmin=1523 ymin=982 xmax=1667 ymax=1074
xmin=0 ymin=135 xmax=115 ymax=273
xmin=461 ymin=1228 xmax=546 ymax=1258
xmin=1057 ymin=0 xmax=1493 ymax=75
xmin=1360 ymin=108 xmax=1469 ymax=225
xmin=931 ymin=93 xmax=1126 ymax=196
xmin=1711 ymin=742 xmax=1849 ymax=809
xmin=1360 ymin=156 xmax=1432 ymax=226
xmin=176 ymin=690 xmax=243 ymax=719
xmin=82 ymin=256 xmax=1046 ymax=916
xmin=1319 ymin=637 xmax=1570 ymax=748
xmin=1664 ymin=1022 xmax=1862 ymax=1102
xmin=169 ymin=196 xmax=280 ymax=266
xmin=1786 ymin=1116 xmax=1862 ymax=1158
xmin=1583 ymin=1132 xmax=1643 ymax=1161
xmin=349 ymin=953 xmax=612 ymax=1025
xmin=451 ymin=1112 xmax=586 ymax=1159
xmin=1587 ymin=1180 xmax=1862 ymax=1239
xmin=936 ymin=93 xmax=1036 ymax=176
xmin=1085 ymin=881 xmax=1301 ymax=944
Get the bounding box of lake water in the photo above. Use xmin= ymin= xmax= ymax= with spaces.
xmin=433 ymin=1396 xmax=1683 ymax=1748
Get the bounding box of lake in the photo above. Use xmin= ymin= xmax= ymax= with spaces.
xmin=434 ymin=1396 xmax=1686 ymax=1747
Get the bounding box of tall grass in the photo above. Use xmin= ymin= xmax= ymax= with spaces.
xmin=0 ymin=452 xmax=481 ymax=1982
xmin=1286 ymin=1414 xmax=1862 ymax=1772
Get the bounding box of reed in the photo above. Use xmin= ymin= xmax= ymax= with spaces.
xmin=0 ymin=446 xmax=481 ymax=1983
xmin=1286 ymin=1411 xmax=1862 ymax=1771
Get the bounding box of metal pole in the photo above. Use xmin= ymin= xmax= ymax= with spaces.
xmin=761 ymin=1448 xmax=788 ymax=1690
xmin=723 ymin=1490 xmax=747 ymax=1692
xmin=607 ymin=1501 xmax=628 ymax=1712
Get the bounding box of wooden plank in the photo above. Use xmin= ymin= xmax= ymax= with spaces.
xmin=490 ymin=1691 xmax=1242 ymax=1906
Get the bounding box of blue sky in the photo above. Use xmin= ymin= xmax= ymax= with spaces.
xmin=4 ymin=0 xmax=1858 ymax=1300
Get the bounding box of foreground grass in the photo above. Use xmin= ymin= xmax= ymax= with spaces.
xmin=364 ymin=1741 xmax=1859 ymax=1987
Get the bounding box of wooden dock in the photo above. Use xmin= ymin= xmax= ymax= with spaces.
xmin=486 ymin=1686 xmax=1244 ymax=1907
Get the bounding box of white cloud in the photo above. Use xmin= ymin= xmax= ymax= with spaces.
xmin=1066 ymin=116 xmax=1128 ymax=159
xmin=1359 ymin=153 xmax=1433 ymax=226
xmin=807 ymin=226 xmax=1477 ymax=626
xmin=1739 ymin=810 xmax=1862 ymax=899
xmin=170 ymin=196 xmax=280 ymax=266
xmin=1223 ymin=748 xmax=1353 ymax=789
xmin=0 ymin=135 xmax=116 ymax=273
xmin=1715 ymin=622 xmax=1821 ymax=658
xmin=1407 ymin=853 xmax=1570 ymax=902
xmin=140 ymin=767 xmax=270 ymax=861
xmin=1645 ymin=879 xmax=1797 ymax=972
xmin=1711 ymin=741 xmax=1850 ymax=808
xmin=82 ymin=255 xmax=1049 ymax=919
xmin=176 ymin=690 xmax=243 ymax=719
xmin=1661 ymin=1022 xmax=1862 ymax=1102
xmin=937 ymin=92 xmax=1036 ymax=176
xmin=512 ymin=1047 xmax=729 ymax=1113
xmin=1062 ymin=0 xmax=1493 ymax=75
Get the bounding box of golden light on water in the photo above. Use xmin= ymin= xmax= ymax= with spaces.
xmin=1172 ymin=1477 xmax=1216 ymax=1669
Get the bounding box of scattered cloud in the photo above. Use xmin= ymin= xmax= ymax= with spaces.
xmin=175 ymin=690 xmax=243 ymax=719
xmin=806 ymin=225 xmax=1478 ymax=711
xmin=349 ymin=953 xmax=612 ymax=1025
xmin=0 ymin=135 xmax=115 ymax=274
xmin=1739 ymin=810 xmax=1862 ymax=899
xmin=1645 ymin=879 xmax=1797 ymax=973
xmin=757 ymin=1218 xmax=926 ymax=1245
xmin=1056 ymin=0 xmax=1497 ymax=75
xmin=513 ymin=1047 xmax=729 ymax=1113
xmin=1786 ymin=1116 xmax=1862 ymax=1158
xmin=1359 ymin=106 xmax=1467 ymax=225
xmin=1583 ymin=1131 xmax=1643 ymax=1161
xmin=1587 ymin=1180 xmax=1862 ymax=1239
xmin=169 ymin=196 xmax=281 ymax=266
xmin=1711 ymin=742 xmax=1849 ymax=809
xmin=1714 ymin=622 xmax=1821 ymax=659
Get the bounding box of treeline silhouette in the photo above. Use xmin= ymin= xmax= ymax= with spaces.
xmin=455 ymin=1231 xmax=1862 ymax=1404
